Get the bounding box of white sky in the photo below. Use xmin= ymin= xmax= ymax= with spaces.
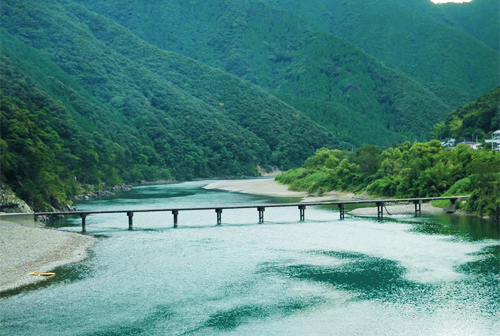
xmin=431 ymin=0 xmax=473 ymax=3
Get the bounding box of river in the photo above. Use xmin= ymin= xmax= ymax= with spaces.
xmin=1 ymin=180 xmax=499 ymax=335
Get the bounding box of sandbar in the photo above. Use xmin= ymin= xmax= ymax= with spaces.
xmin=204 ymin=178 xmax=355 ymax=201
xmin=204 ymin=178 xmax=447 ymax=216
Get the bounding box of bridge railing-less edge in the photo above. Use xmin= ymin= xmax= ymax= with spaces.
xmin=3 ymin=196 xmax=468 ymax=233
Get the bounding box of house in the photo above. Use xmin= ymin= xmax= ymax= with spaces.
xmin=485 ymin=130 xmax=500 ymax=150
xmin=457 ymin=141 xmax=482 ymax=150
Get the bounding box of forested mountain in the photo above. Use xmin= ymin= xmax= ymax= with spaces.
xmin=438 ymin=0 xmax=499 ymax=51
xmin=72 ymin=0 xmax=463 ymax=146
xmin=434 ymin=87 xmax=500 ymax=141
xmin=276 ymin=90 xmax=500 ymax=219
xmin=1 ymin=0 xmax=498 ymax=211
xmin=261 ymin=0 xmax=498 ymax=98
xmin=402 ymin=0 xmax=499 ymax=51
xmin=0 ymin=0 xmax=342 ymax=210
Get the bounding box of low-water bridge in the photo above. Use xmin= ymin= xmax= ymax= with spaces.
xmin=33 ymin=196 xmax=468 ymax=233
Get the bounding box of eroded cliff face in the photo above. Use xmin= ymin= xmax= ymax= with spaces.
xmin=0 ymin=183 xmax=32 ymax=213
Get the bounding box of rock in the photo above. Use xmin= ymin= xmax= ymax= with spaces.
xmin=0 ymin=183 xmax=33 ymax=214
xmin=65 ymin=204 xmax=77 ymax=212
xmin=36 ymin=215 xmax=49 ymax=225
xmin=71 ymin=183 xmax=130 ymax=203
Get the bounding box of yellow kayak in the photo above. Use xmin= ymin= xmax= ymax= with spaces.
xmin=29 ymin=272 xmax=56 ymax=277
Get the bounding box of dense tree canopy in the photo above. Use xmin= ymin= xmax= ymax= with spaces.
xmin=72 ymin=0 xmax=483 ymax=146
xmin=277 ymin=90 xmax=500 ymax=219
xmin=434 ymin=87 xmax=500 ymax=142
xmin=0 ymin=1 xmax=344 ymax=210
xmin=261 ymin=0 xmax=499 ymax=97
xmin=1 ymin=0 xmax=498 ymax=212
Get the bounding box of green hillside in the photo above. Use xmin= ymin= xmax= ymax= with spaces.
xmin=261 ymin=0 xmax=499 ymax=98
xmin=1 ymin=55 xmax=127 ymax=210
xmin=1 ymin=0 xmax=497 ymax=211
xmin=73 ymin=0 xmax=458 ymax=146
xmin=438 ymin=0 xmax=499 ymax=51
xmin=434 ymin=87 xmax=500 ymax=141
xmin=402 ymin=0 xmax=499 ymax=51
xmin=0 ymin=0 xmax=344 ymax=210
xmin=276 ymin=90 xmax=500 ymax=219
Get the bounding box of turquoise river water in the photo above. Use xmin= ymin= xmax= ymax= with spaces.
xmin=1 ymin=180 xmax=499 ymax=335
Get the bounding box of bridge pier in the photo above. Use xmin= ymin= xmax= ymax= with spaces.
xmin=29 ymin=196 xmax=470 ymax=233
xmin=80 ymin=214 xmax=86 ymax=233
xmin=257 ymin=207 xmax=265 ymax=223
xmin=445 ymin=197 xmax=459 ymax=213
xmin=338 ymin=204 xmax=345 ymax=219
xmin=376 ymin=202 xmax=384 ymax=220
xmin=413 ymin=201 xmax=421 ymax=216
xmin=172 ymin=210 xmax=179 ymax=228
xmin=298 ymin=205 xmax=306 ymax=221
xmin=127 ymin=211 xmax=134 ymax=230
xmin=449 ymin=198 xmax=458 ymax=210
xmin=216 ymin=208 xmax=222 ymax=225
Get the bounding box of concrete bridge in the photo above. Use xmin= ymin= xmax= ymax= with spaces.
xmin=31 ymin=196 xmax=469 ymax=233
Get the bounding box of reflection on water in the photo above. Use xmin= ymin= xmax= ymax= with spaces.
xmin=410 ymin=213 xmax=499 ymax=241
xmin=261 ymin=251 xmax=423 ymax=301
xmin=1 ymin=180 xmax=499 ymax=335
xmin=200 ymin=298 xmax=321 ymax=332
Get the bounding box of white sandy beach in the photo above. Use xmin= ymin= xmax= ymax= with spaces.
xmin=204 ymin=178 xmax=447 ymax=216
xmin=0 ymin=220 xmax=97 ymax=294
xmin=204 ymin=178 xmax=356 ymax=202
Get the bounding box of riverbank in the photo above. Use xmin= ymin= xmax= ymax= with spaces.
xmin=0 ymin=220 xmax=97 ymax=294
xmin=204 ymin=178 xmax=452 ymax=216
xmin=349 ymin=203 xmax=445 ymax=216
xmin=204 ymin=178 xmax=356 ymax=201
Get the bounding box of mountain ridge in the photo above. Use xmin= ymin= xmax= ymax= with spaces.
xmin=1 ymin=0 xmax=498 ymax=211
xmin=73 ymin=0 xmax=470 ymax=145
xmin=0 ymin=0 xmax=344 ymax=210
xmin=260 ymin=0 xmax=498 ymax=96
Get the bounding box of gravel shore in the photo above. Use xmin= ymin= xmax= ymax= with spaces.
xmin=0 ymin=220 xmax=97 ymax=294
xmin=0 ymin=180 xmax=447 ymax=295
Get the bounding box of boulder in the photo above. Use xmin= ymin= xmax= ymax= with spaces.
xmin=0 ymin=183 xmax=32 ymax=214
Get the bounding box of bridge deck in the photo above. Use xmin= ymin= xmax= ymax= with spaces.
xmin=18 ymin=196 xmax=469 ymax=232
xmin=32 ymin=196 xmax=469 ymax=217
